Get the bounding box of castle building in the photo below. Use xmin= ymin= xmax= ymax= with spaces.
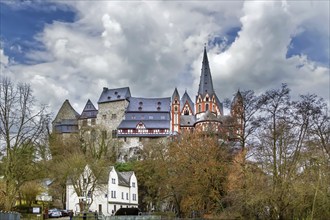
xmin=52 ymin=47 xmax=243 ymax=160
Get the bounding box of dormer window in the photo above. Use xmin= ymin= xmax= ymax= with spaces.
xmin=114 ymin=91 xmax=118 ymax=95
xmin=157 ymin=106 xmax=161 ymax=111
xmin=139 ymin=101 xmax=143 ymax=105
xmin=108 ymin=96 xmax=111 ymax=100
xmin=157 ymin=101 xmax=161 ymax=105
xmin=117 ymin=95 xmax=121 ymax=98
xmin=206 ymin=97 xmax=209 ymax=102
xmin=138 ymin=106 xmax=142 ymax=111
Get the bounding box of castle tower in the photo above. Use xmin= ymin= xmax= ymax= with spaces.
xmin=171 ymin=88 xmax=180 ymax=133
xmin=195 ymin=46 xmax=223 ymax=119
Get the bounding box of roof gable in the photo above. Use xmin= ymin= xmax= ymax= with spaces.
xmin=53 ymin=99 xmax=80 ymax=124
xmin=79 ymin=99 xmax=98 ymax=119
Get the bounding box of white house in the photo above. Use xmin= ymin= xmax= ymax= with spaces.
xmin=66 ymin=166 xmax=138 ymax=216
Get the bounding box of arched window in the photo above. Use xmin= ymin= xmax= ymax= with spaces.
xmin=184 ymin=109 xmax=189 ymax=115
xmin=198 ymin=104 xmax=201 ymax=112
xmin=206 ymin=104 xmax=209 ymax=111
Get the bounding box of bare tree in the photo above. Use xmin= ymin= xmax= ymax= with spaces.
xmin=0 ymin=77 xmax=50 ymax=210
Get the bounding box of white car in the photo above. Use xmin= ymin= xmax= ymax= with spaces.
xmin=48 ymin=209 xmax=62 ymax=218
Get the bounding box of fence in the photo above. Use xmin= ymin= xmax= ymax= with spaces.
xmin=0 ymin=211 xmax=21 ymax=220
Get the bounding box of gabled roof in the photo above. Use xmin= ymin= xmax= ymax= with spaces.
xmin=197 ymin=47 xmax=215 ymax=98
xmin=98 ymin=87 xmax=131 ymax=104
xmin=117 ymin=171 xmax=134 ymax=187
xmin=79 ymin=99 xmax=98 ymax=119
xmin=180 ymin=91 xmax=194 ymax=114
xmin=52 ymin=99 xmax=80 ymax=124
xmin=127 ymin=97 xmax=171 ymax=112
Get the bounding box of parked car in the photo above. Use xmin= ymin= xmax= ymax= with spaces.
xmin=61 ymin=209 xmax=73 ymax=217
xmin=48 ymin=209 xmax=62 ymax=218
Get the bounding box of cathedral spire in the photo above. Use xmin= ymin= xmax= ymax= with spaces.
xmin=198 ymin=46 xmax=215 ymax=98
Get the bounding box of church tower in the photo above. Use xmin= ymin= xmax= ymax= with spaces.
xmin=231 ymin=90 xmax=244 ymax=139
xmin=195 ymin=46 xmax=222 ymax=119
xmin=171 ymin=88 xmax=180 ymax=133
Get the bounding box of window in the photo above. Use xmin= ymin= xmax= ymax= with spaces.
xmin=206 ymin=104 xmax=209 ymax=111
xmin=111 ymin=191 xmax=116 ymax=198
xmin=132 ymin=194 xmax=136 ymax=201
xmin=111 ymin=178 xmax=116 ymax=184
xmin=184 ymin=109 xmax=189 ymax=115
xmin=105 ymin=194 xmax=108 ymax=198
xmin=111 ymin=114 xmax=117 ymax=119
xmin=126 ymin=193 xmax=129 ymax=200
xmin=198 ymin=105 xmax=201 ymax=112
xmin=122 ymin=192 xmax=124 ymax=199
xmin=174 ymin=106 xmax=178 ymax=112
xmin=132 ymin=182 xmax=135 ymax=188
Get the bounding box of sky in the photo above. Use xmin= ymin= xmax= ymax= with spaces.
xmin=0 ymin=0 xmax=329 ymax=117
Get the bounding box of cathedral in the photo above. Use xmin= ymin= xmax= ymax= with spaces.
xmin=52 ymin=47 xmax=243 ymax=160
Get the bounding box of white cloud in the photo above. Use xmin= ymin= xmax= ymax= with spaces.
xmin=0 ymin=48 xmax=9 ymax=66
xmin=2 ymin=1 xmax=329 ymax=115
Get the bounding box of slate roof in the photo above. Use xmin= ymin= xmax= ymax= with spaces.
xmin=127 ymin=97 xmax=171 ymax=112
xmin=172 ymin=88 xmax=180 ymax=101
xmin=198 ymin=47 xmax=215 ymax=98
xmin=180 ymin=115 xmax=196 ymax=127
xmin=195 ymin=110 xmax=222 ymax=124
xmin=117 ymin=171 xmax=134 ymax=187
xmin=180 ymin=91 xmax=194 ymax=114
xmin=98 ymin=87 xmax=131 ymax=104
xmin=79 ymin=99 xmax=98 ymax=119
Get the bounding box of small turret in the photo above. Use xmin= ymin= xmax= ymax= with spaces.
xmin=171 ymin=88 xmax=180 ymax=133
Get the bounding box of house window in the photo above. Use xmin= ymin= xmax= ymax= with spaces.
xmin=111 ymin=114 xmax=117 ymax=119
xmin=174 ymin=106 xmax=178 ymax=112
xmin=132 ymin=194 xmax=136 ymax=201
xmin=184 ymin=109 xmax=189 ymax=115
xmin=111 ymin=191 xmax=116 ymax=198
xmin=206 ymin=104 xmax=209 ymax=111
xmin=198 ymin=105 xmax=201 ymax=112
xmin=105 ymin=194 xmax=108 ymax=198
xmin=111 ymin=178 xmax=116 ymax=184
xmin=122 ymin=192 xmax=124 ymax=199
xmin=126 ymin=193 xmax=129 ymax=200
xmin=132 ymin=182 xmax=135 ymax=188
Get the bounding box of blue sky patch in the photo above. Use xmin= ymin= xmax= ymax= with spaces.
xmin=0 ymin=2 xmax=76 ymax=64
xmin=287 ymin=27 xmax=329 ymax=67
